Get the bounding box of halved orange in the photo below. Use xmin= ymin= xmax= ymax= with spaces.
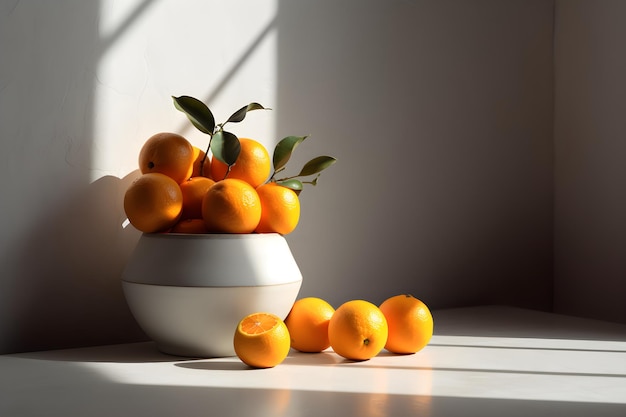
xmin=233 ymin=312 xmax=291 ymax=368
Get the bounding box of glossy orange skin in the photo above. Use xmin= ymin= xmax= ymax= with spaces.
xmin=328 ymin=300 xmax=388 ymax=361
xmin=285 ymin=297 xmax=335 ymax=352
xmin=255 ymin=183 xmax=301 ymax=235
xmin=138 ymin=132 xmax=195 ymax=184
xmin=202 ymin=179 xmax=261 ymax=233
xmin=124 ymin=173 xmax=183 ymax=233
xmin=210 ymin=138 xmax=270 ymax=187
xmin=379 ymin=294 xmax=433 ymax=354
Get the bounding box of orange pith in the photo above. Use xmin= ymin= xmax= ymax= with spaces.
xmin=239 ymin=313 xmax=280 ymax=335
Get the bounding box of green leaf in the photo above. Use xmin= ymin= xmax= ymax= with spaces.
xmin=297 ymin=156 xmax=337 ymax=177
xmin=211 ymin=131 xmax=241 ymax=166
xmin=276 ymin=179 xmax=303 ymax=192
xmin=172 ymin=96 xmax=215 ymax=134
xmin=226 ymin=102 xmax=269 ymax=124
xmin=273 ymin=135 xmax=307 ymax=172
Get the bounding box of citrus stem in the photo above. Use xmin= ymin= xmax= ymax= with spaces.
xmin=274 ymin=174 xmax=320 ymax=186
xmin=268 ymin=166 xmax=286 ymax=182
xmin=223 ymin=165 xmax=232 ymax=181
xmin=276 ymin=174 xmax=299 ymax=181
xmin=200 ymin=133 xmax=213 ymax=178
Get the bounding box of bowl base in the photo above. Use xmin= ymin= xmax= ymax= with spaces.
xmin=122 ymin=280 xmax=301 ymax=359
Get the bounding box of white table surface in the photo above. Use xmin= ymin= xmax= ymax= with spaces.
xmin=2 ymin=306 xmax=626 ymax=417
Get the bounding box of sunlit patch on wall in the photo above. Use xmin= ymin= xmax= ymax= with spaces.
xmin=91 ymin=0 xmax=279 ymax=183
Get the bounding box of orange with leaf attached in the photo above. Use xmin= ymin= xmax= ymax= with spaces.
xmin=210 ymin=138 xmax=270 ymax=187
xmin=255 ymin=182 xmax=300 ymax=235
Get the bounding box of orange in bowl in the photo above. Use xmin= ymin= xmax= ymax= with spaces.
xmin=255 ymin=182 xmax=301 ymax=235
xmin=170 ymin=218 xmax=209 ymax=234
xmin=179 ymin=176 xmax=216 ymax=220
xmin=138 ymin=132 xmax=194 ymax=184
xmin=210 ymin=138 xmax=271 ymax=187
xmin=123 ymin=172 xmax=183 ymax=233
xmin=202 ymin=178 xmax=261 ymax=233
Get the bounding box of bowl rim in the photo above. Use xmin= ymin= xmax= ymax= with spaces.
xmin=141 ymin=232 xmax=284 ymax=240
xmin=122 ymin=232 xmax=302 ymax=287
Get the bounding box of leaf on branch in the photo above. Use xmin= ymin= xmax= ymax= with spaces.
xmin=211 ymin=131 xmax=241 ymax=166
xmin=273 ymin=135 xmax=308 ymax=172
xmin=276 ymin=179 xmax=304 ymax=193
xmin=297 ymin=156 xmax=337 ymax=177
xmin=226 ymin=102 xmax=269 ymax=124
xmin=172 ymin=96 xmax=215 ymax=134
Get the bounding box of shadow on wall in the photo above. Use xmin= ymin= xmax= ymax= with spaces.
xmin=0 ymin=1 xmax=147 ymax=353
xmin=10 ymin=173 xmax=146 ymax=353
xmin=275 ymin=0 xmax=555 ymax=310
xmin=1 ymin=0 xmax=276 ymax=354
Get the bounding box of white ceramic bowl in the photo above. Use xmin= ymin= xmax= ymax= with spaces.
xmin=121 ymin=233 xmax=302 ymax=358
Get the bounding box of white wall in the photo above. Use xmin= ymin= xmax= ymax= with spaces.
xmin=277 ymin=0 xmax=555 ymax=310
xmin=1 ymin=0 xmax=561 ymax=354
xmin=554 ymin=0 xmax=626 ymax=323
xmin=0 ymin=0 xmax=279 ymax=353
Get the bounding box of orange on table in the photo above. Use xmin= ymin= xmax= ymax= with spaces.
xmin=254 ymin=182 xmax=301 ymax=235
xmin=284 ymin=297 xmax=335 ymax=353
xmin=328 ymin=300 xmax=388 ymax=361
xmin=191 ymin=146 xmax=212 ymax=178
xmin=139 ymin=132 xmax=195 ymax=184
xmin=123 ymin=172 xmax=183 ymax=233
xmin=170 ymin=218 xmax=209 ymax=234
xmin=233 ymin=312 xmax=291 ymax=368
xmin=379 ymin=294 xmax=433 ymax=354
xmin=179 ymin=176 xmax=216 ymax=220
xmin=210 ymin=138 xmax=271 ymax=187
xmin=202 ymin=178 xmax=261 ymax=234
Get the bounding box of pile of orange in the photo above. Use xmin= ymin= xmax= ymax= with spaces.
xmin=123 ymin=100 xmax=431 ymax=370
xmin=123 ymin=132 xmax=301 ymax=235
xmin=233 ymin=294 xmax=434 ymax=368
